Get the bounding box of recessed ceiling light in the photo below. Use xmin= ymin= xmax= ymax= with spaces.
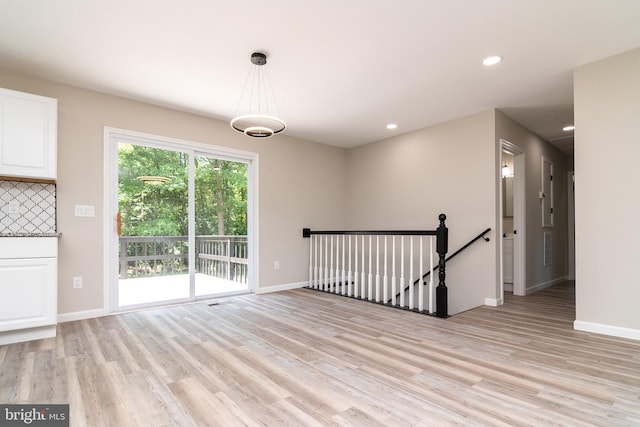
xmin=386 ymin=123 xmax=398 ymax=130
xmin=482 ymin=55 xmax=502 ymax=66
xmin=563 ymin=125 xmax=575 ymax=131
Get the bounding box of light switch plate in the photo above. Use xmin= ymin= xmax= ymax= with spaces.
xmin=75 ymin=205 xmax=95 ymax=217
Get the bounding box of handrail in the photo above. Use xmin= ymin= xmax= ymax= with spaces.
xmin=390 ymin=227 xmax=491 ymax=303
xmin=303 ymin=214 xmax=449 ymax=317
xmin=421 ymin=227 xmax=491 ymax=282
xmin=303 ymin=229 xmax=437 ymax=236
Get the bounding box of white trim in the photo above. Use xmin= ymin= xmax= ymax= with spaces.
xmin=484 ymin=297 xmax=503 ymax=307
xmin=103 ymin=127 xmax=259 ymax=313
xmin=574 ymin=320 xmax=640 ymax=341
xmin=249 ymin=154 xmax=259 ymax=294
xmin=0 ymin=325 xmax=56 ymax=345
xmin=567 ymin=171 xmax=575 ymax=280
xmin=188 ymin=151 xmax=196 ymax=298
xmin=103 ymin=128 xmax=117 ymax=313
xmin=58 ymin=308 xmax=107 ymax=323
xmin=255 ymin=281 xmax=307 ymax=294
xmin=105 ymin=127 xmax=256 ymax=161
xmin=498 ymin=151 xmax=505 ymax=297
xmin=526 ymin=276 xmax=568 ymax=294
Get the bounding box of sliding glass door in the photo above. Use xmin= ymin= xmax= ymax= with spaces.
xmin=107 ymin=130 xmax=254 ymax=311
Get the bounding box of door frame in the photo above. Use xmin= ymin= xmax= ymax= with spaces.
xmin=103 ymin=127 xmax=259 ymax=313
xmin=567 ymin=171 xmax=575 ymax=280
xmin=500 ymin=139 xmax=526 ymax=297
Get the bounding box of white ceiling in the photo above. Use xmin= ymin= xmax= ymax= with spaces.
xmin=1 ymin=1 xmax=640 ymax=151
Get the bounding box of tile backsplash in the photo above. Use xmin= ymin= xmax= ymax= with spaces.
xmin=0 ymin=180 xmax=56 ymax=234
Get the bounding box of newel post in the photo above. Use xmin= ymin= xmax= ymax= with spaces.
xmin=436 ymin=214 xmax=448 ymax=318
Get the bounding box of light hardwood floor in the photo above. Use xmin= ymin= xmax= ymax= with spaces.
xmin=1 ymin=282 xmax=639 ymax=426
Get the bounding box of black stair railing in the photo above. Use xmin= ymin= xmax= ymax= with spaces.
xmin=303 ymin=214 xmax=449 ymax=317
xmin=390 ymin=227 xmax=492 ymax=304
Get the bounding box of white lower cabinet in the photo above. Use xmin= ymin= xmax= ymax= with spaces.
xmin=0 ymin=237 xmax=57 ymax=344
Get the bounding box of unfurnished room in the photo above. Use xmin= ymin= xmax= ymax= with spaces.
xmin=1 ymin=1 xmax=640 ymax=425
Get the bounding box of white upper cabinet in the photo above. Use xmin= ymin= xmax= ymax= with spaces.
xmin=0 ymin=88 xmax=57 ymax=179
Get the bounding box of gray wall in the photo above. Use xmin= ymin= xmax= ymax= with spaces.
xmin=346 ymin=110 xmax=497 ymax=314
xmin=574 ymin=47 xmax=640 ymax=334
xmin=0 ymin=70 xmax=348 ymax=316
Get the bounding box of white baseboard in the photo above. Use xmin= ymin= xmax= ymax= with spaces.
xmin=57 ymin=284 xmax=307 ymax=321
xmin=574 ymin=320 xmax=640 ymax=341
xmin=526 ymin=275 xmax=568 ymax=294
xmin=255 ymin=281 xmax=307 ymax=294
xmin=58 ymin=308 xmax=107 ymax=324
xmin=484 ymin=298 xmax=503 ymax=307
xmin=0 ymin=325 xmax=56 ymax=345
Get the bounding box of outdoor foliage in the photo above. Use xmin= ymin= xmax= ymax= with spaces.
xmin=118 ymin=144 xmax=247 ymax=237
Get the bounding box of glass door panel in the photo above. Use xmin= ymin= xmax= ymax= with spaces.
xmin=117 ymin=143 xmax=190 ymax=307
xmin=194 ymin=155 xmax=249 ymax=297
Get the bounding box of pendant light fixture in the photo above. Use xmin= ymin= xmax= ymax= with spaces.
xmin=230 ymin=52 xmax=286 ymax=138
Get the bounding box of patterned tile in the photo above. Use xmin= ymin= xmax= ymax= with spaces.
xmin=0 ymin=180 xmax=56 ymax=234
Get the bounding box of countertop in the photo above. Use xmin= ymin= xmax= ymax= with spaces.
xmin=0 ymin=233 xmax=61 ymax=237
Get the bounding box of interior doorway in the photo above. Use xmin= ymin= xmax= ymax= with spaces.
xmin=500 ymin=139 xmax=526 ymax=297
xmin=104 ymin=128 xmax=257 ymax=312
xmin=501 ymin=152 xmax=515 ymax=292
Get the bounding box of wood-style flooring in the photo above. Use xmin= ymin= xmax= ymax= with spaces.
xmin=1 ymin=282 xmax=639 ymax=426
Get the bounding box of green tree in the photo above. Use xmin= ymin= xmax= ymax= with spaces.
xmin=194 ymin=156 xmax=247 ymax=235
xmin=118 ymin=144 xmax=247 ymax=237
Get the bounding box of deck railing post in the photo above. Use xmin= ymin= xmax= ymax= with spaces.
xmin=436 ymin=213 xmax=448 ymax=318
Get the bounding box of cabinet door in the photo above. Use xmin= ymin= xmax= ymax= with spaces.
xmin=0 ymin=257 xmax=57 ymax=332
xmin=0 ymin=88 xmax=57 ymax=179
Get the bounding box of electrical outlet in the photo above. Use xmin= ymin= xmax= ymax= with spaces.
xmin=274 ymin=260 xmax=280 ymax=270
xmin=73 ymin=276 xmax=83 ymax=288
